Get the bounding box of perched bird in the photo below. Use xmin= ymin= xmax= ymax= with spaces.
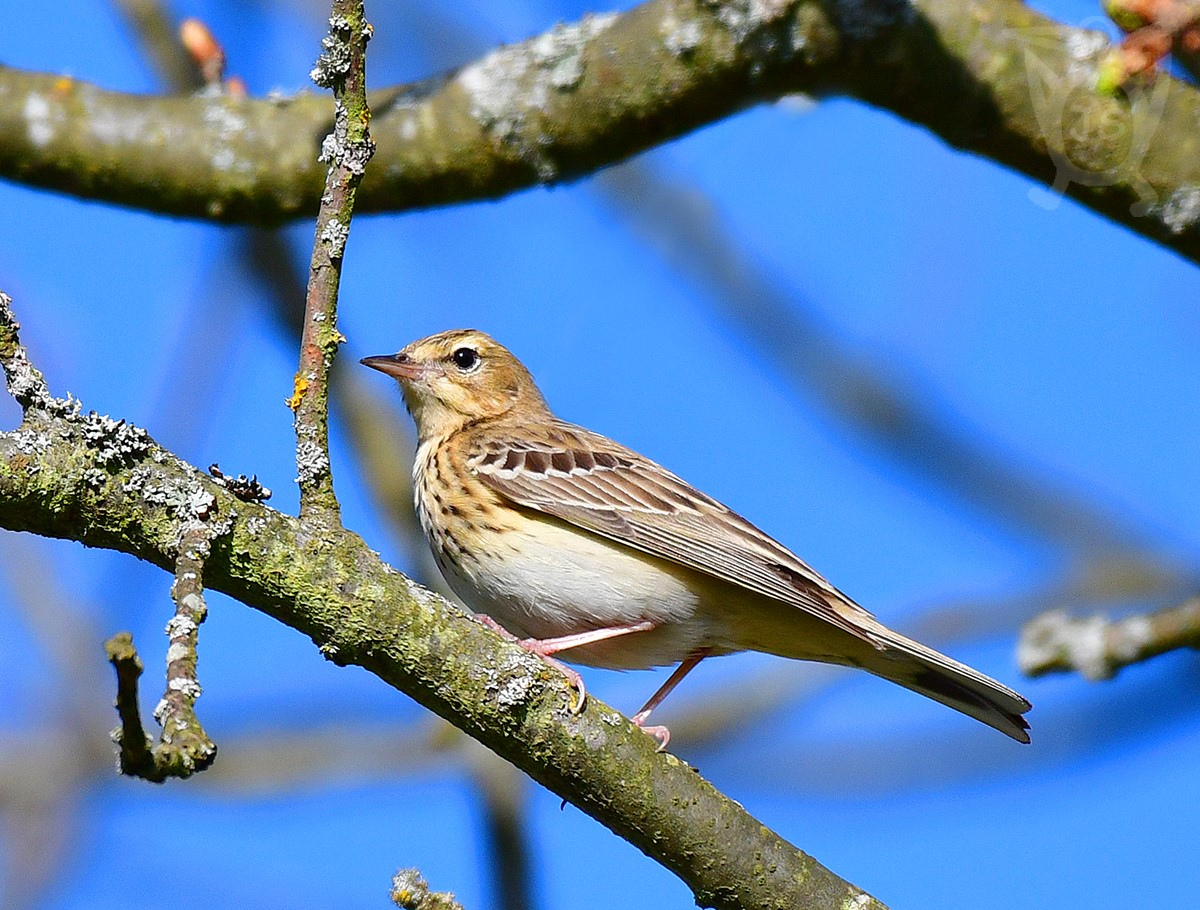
xmin=362 ymin=329 xmax=1032 ymax=747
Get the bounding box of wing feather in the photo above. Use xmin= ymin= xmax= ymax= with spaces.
xmin=467 ymin=421 xmax=882 ymax=646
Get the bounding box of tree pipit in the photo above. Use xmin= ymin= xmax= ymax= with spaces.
xmin=363 ymin=330 xmax=1031 ymax=748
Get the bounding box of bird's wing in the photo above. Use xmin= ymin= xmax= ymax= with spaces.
xmin=466 ymin=421 xmax=884 ymax=646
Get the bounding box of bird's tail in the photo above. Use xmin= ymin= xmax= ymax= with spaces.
xmin=862 ymin=627 xmax=1032 ymax=743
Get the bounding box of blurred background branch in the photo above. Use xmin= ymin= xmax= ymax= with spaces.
xmin=1019 ymin=596 xmax=1200 ymax=680
xmin=0 ymin=1 xmax=1197 ymax=260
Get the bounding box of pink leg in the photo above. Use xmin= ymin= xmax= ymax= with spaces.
xmin=630 ymin=649 xmax=711 ymax=751
xmin=475 ymin=616 xmax=657 ymax=715
xmin=519 ymin=620 xmax=657 ymax=657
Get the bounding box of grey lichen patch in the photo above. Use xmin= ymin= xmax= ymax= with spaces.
xmin=311 ymin=15 xmax=355 ymax=88
xmin=22 ymin=92 xmax=64 ymax=149
xmin=493 ymin=672 xmax=534 ymax=708
xmin=81 ymin=411 xmax=151 ymax=467
xmin=697 ymin=0 xmax=811 ymax=74
xmin=319 ymin=118 xmax=376 ymax=175
xmin=121 ymin=464 xmax=154 ymax=494
xmin=82 ymin=467 xmax=108 ymax=490
xmin=391 ymin=868 xmax=461 ymax=910
xmin=662 ymin=14 xmax=704 ymax=57
xmin=167 ymin=605 xmax=203 ymax=635
xmin=200 ymin=99 xmax=250 ymax=175
xmin=1156 ymin=185 xmax=1200 ymax=234
xmin=703 ymin=0 xmax=790 ymax=45
xmin=295 ymin=439 xmax=330 ymax=485
xmin=9 ymin=424 xmax=52 ymax=460
xmin=139 ymin=473 xmax=216 ymax=523
xmin=531 ymin=17 xmax=616 ymax=91
xmin=1063 ymin=26 xmax=1109 ymax=82
xmin=45 ymin=392 xmax=83 ymax=420
xmin=0 ymin=296 xmax=54 ymax=411
xmin=459 ymin=45 xmax=533 ymax=142
xmin=457 ymin=14 xmax=616 ymax=180
xmin=164 ymin=674 xmax=203 ymax=700
xmin=319 ymin=216 xmax=350 ymax=258
xmin=1018 ymin=609 xmax=1120 ymax=680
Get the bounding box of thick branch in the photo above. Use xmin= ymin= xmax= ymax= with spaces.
xmin=1 ymin=0 xmax=1199 ymax=260
xmin=0 ymin=302 xmax=885 ymax=909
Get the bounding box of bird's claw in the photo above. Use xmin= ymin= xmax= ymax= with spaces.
xmin=635 ymin=721 xmax=670 ymax=752
xmin=474 ymin=614 xmax=587 ymax=714
xmin=521 ymin=639 xmax=587 ymax=715
xmin=631 ymin=707 xmax=670 ymax=751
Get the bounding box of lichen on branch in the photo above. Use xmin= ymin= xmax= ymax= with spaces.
xmin=292 ymin=2 xmax=376 ymax=520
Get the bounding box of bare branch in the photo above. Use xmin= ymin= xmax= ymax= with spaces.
xmin=1019 ymin=597 xmax=1200 ymax=680
xmin=104 ymin=531 xmax=217 ymax=783
xmin=103 ymin=633 xmax=158 ymax=777
xmin=291 ymin=4 xmax=376 ymax=519
xmin=0 ymin=295 xmax=53 ymax=412
xmin=156 ymin=526 xmax=218 ymax=775
xmin=110 ymin=0 xmax=205 ymax=92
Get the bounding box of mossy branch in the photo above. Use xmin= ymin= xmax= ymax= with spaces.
xmin=0 ymin=0 xmax=1198 ymax=260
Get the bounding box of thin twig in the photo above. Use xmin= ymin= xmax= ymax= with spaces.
xmin=245 ymin=228 xmax=443 ymax=588
xmin=1019 ymin=597 xmax=1200 ymax=680
xmin=103 ymin=527 xmax=218 ymax=782
xmin=155 ymin=525 xmax=218 ymax=775
xmin=110 ymin=0 xmax=204 ymax=92
xmin=291 ymin=3 xmax=375 ymax=520
xmin=103 ymin=632 xmax=158 ymax=777
xmin=0 ymin=293 xmax=53 ymax=412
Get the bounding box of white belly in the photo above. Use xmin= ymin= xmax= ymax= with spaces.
xmin=426 ymin=510 xmax=719 ymax=668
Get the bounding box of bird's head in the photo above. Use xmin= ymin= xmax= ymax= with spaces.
xmin=361 ymin=329 xmax=548 ymax=439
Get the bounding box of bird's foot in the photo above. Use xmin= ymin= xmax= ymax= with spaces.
xmin=631 ymin=710 xmax=671 ymax=752
xmin=474 ymin=613 xmax=587 ymax=714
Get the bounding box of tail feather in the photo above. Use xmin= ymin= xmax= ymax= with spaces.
xmin=866 ymin=629 xmax=1032 ymax=743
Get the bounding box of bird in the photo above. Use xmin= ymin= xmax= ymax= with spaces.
xmin=361 ymin=329 xmax=1032 ymax=747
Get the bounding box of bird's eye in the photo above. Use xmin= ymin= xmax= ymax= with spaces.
xmin=451 ymin=347 xmax=480 ymax=372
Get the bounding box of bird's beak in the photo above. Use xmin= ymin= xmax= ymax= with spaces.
xmin=360 ymin=353 xmax=427 ymax=382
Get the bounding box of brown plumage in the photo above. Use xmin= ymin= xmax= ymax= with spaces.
xmin=362 ymin=329 xmax=1032 ymax=746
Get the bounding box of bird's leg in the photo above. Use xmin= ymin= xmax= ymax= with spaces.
xmin=519 ymin=620 xmax=658 ymax=656
xmin=474 ymin=616 xmax=658 ymax=715
xmin=630 ymin=649 xmax=711 ymax=751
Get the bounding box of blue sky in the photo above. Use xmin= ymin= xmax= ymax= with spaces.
xmin=2 ymin=1 xmax=1199 ymax=908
